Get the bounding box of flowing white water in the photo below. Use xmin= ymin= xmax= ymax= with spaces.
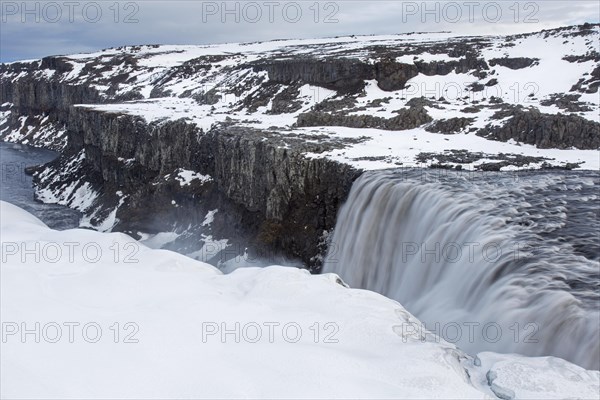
xmin=324 ymin=169 xmax=600 ymax=370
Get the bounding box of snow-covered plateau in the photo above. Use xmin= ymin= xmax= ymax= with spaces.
xmin=2 ymin=24 xmax=599 ymax=168
xmin=1 ymin=201 xmax=599 ymax=399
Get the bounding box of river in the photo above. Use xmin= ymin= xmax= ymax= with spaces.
xmin=0 ymin=142 xmax=81 ymax=230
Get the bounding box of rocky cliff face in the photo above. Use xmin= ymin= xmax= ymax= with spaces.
xmin=31 ymin=106 xmax=360 ymax=268
xmin=0 ymin=57 xmax=111 ymax=150
xmin=252 ymin=58 xmax=421 ymax=92
xmin=480 ymin=106 xmax=600 ymax=149
xmin=1 ymin=23 xmax=598 ymax=267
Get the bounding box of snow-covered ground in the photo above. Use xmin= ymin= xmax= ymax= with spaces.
xmin=76 ymin=25 xmax=598 ymax=170
xmin=1 ymin=201 xmax=599 ymax=399
xmin=301 ymin=126 xmax=600 ymax=170
xmin=3 ymin=25 xmax=598 ymax=170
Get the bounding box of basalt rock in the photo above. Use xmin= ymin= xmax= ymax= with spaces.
xmin=488 ymin=57 xmax=539 ymax=69
xmin=36 ymin=107 xmax=362 ymax=269
xmin=426 ymin=117 xmax=475 ymax=134
xmin=540 ymin=94 xmax=593 ymax=112
xmin=296 ymin=103 xmax=432 ymax=130
xmin=252 ymin=58 xmax=419 ymax=93
xmin=478 ymin=107 xmax=600 ymax=149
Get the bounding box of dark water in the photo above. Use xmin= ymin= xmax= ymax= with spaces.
xmin=324 ymin=168 xmax=600 ymax=369
xmin=0 ymin=142 xmax=81 ymax=230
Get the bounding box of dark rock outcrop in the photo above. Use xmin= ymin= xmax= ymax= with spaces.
xmin=252 ymin=58 xmax=373 ymax=93
xmin=374 ymin=59 xmax=419 ymax=91
xmin=426 ymin=117 xmax=474 ymax=134
xmin=479 ymin=107 xmax=600 ymax=149
xmin=415 ymin=56 xmax=489 ymax=75
xmin=296 ymin=104 xmax=432 ymax=130
xmin=37 ymin=107 xmax=362 ymax=269
xmin=252 ymin=58 xmax=419 ymax=93
xmin=570 ymin=65 xmax=600 ymax=93
xmin=488 ymin=57 xmax=539 ymax=69
xmin=0 ymin=71 xmax=103 ymax=117
xmin=540 ymin=94 xmax=593 ymax=112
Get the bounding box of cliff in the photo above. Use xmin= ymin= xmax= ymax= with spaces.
xmin=32 ymin=107 xmax=360 ymax=268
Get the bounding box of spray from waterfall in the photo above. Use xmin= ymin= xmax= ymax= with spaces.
xmin=323 ymin=169 xmax=600 ymax=370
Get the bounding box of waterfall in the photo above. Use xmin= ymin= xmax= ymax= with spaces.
xmin=323 ymin=169 xmax=600 ymax=370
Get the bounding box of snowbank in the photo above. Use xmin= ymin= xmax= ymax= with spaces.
xmin=1 ymin=201 xmax=598 ymax=399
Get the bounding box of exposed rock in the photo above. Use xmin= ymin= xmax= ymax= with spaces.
xmin=540 ymin=94 xmax=593 ymax=112
xmin=415 ymin=56 xmax=488 ymax=75
xmin=367 ymin=97 xmax=393 ymax=108
xmin=374 ymin=58 xmax=419 ymax=91
xmin=416 ymin=149 xmax=552 ymax=169
xmin=479 ymin=106 xmax=600 ymax=149
xmin=426 ymin=117 xmax=475 ymax=134
xmin=406 ymin=97 xmax=436 ymax=108
xmin=193 ymin=89 xmax=221 ymax=105
xmin=268 ymin=84 xmax=305 ymax=114
xmin=312 ymin=96 xmax=357 ymax=113
xmin=252 ymin=57 xmax=420 ymax=93
xmin=0 ymin=68 xmax=103 ymax=117
xmin=470 ymin=82 xmax=485 ymax=92
xmin=488 ymin=57 xmax=539 ymax=69
xmin=462 ymin=105 xmax=484 ymax=113
xmin=251 ymin=58 xmax=372 ymax=93
xmin=563 ymin=52 xmax=600 ymax=63
xmin=35 ymin=108 xmax=362 ymax=269
xmin=570 ymin=65 xmax=600 ymax=93
xmin=296 ymin=103 xmax=432 ymax=130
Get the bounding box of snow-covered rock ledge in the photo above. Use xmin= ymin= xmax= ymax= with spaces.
xmin=1 ymin=201 xmax=598 ymax=399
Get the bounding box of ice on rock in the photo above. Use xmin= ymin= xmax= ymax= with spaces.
xmin=475 ymin=353 xmax=600 ymax=400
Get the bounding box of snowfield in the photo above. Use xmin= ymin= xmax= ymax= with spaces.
xmin=2 ymin=25 xmax=599 ymax=169
xmin=301 ymin=125 xmax=600 ymax=170
xmin=1 ymin=201 xmax=599 ymax=399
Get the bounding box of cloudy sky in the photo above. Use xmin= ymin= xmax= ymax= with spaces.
xmin=1 ymin=1 xmax=598 ymax=62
